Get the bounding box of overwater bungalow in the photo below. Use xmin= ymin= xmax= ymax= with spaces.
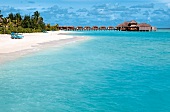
xmin=58 ymin=26 xmax=63 ymax=30
xmin=116 ymin=20 xmax=157 ymax=31
xmin=151 ymin=27 xmax=157 ymax=31
xmin=107 ymin=26 xmax=114 ymax=30
xmin=99 ymin=26 xmax=107 ymax=30
xmin=137 ymin=23 xmax=151 ymax=31
xmin=127 ymin=20 xmax=138 ymax=31
xmin=58 ymin=26 xmax=61 ymax=30
xmin=63 ymin=26 xmax=68 ymax=30
xmin=116 ymin=22 xmax=129 ymax=31
xmin=58 ymin=26 xmax=68 ymax=30
xmin=92 ymin=26 xmax=98 ymax=30
xmin=76 ymin=26 xmax=83 ymax=30
xmin=84 ymin=26 xmax=91 ymax=30
xmin=67 ymin=26 xmax=75 ymax=31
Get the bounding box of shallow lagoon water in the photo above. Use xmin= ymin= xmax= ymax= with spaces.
xmin=0 ymin=30 xmax=170 ymax=112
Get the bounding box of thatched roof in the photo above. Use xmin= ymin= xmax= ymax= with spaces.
xmin=130 ymin=20 xmax=137 ymax=24
xmin=117 ymin=22 xmax=129 ymax=27
xmin=108 ymin=26 xmax=114 ymax=28
xmin=84 ymin=26 xmax=91 ymax=30
xmin=92 ymin=26 xmax=98 ymax=30
xmin=138 ymin=23 xmax=151 ymax=27
xmin=100 ymin=26 xmax=106 ymax=28
xmin=117 ymin=20 xmax=153 ymax=28
xmin=67 ymin=26 xmax=74 ymax=28
xmin=93 ymin=26 xmax=98 ymax=27
xmin=77 ymin=26 xmax=83 ymax=28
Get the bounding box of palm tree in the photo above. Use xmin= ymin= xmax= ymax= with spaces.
xmin=37 ymin=17 xmax=43 ymax=24
xmin=8 ymin=13 xmax=14 ymax=21
xmin=2 ymin=18 xmax=9 ymax=34
xmin=15 ymin=13 xmax=22 ymax=27
xmin=55 ymin=24 xmax=59 ymax=30
xmin=32 ymin=11 xmax=45 ymax=29
xmin=12 ymin=13 xmax=22 ymax=32
xmin=33 ymin=11 xmax=40 ymax=23
xmin=22 ymin=15 xmax=31 ymax=28
xmin=0 ymin=10 xmax=3 ymax=27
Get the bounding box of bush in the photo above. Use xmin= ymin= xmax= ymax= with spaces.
xmin=6 ymin=30 xmax=11 ymax=34
xmin=0 ymin=27 xmax=3 ymax=34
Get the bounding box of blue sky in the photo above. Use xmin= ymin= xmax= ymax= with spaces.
xmin=0 ymin=0 xmax=170 ymax=28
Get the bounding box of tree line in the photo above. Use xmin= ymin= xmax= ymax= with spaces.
xmin=0 ymin=10 xmax=59 ymax=34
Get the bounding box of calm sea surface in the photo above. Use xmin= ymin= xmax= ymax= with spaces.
xmin=0 ymin=30 xmax=170 ymax=112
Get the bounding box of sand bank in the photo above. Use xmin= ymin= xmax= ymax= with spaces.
xmin=0 ymin=31 xmax=88 ymax=64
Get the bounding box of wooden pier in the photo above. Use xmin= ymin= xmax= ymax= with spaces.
xmin=58 ymin=26 xmax=115 ymax=31
xmin=58 ymin=21 xmax=157 ymax=31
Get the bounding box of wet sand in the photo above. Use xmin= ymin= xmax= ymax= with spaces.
xmin=0 ymin=31 xmax=88 ymax=64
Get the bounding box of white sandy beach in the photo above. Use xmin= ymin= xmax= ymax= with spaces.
xmin=0 ymin=31 xmax=88 ymax=64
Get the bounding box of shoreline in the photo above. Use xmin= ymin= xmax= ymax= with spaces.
xmin=0 ymin=31 xmax=89 ymax=64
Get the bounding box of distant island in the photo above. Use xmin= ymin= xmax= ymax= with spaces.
xmin=0 ymin=10 xmax=59 ymax=34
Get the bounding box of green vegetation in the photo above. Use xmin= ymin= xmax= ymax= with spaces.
xmin=0 ymin=10 xmax=59 ymax=34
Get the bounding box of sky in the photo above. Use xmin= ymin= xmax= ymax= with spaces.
xmin=0 ymin=0 xmax=170 ymax=28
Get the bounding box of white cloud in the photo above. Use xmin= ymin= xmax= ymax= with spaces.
xmin=156 ymin=0 xmax=170 ymax=8
xmin=156 ymin=0 xmax=170 ymax=3
xmin=110 ymin=14 xmax=117 ymax=20
xmin=167 ymin=3 xmax=170 ymax=8
xmin=0 ymin=1 xmax=170 ymax=27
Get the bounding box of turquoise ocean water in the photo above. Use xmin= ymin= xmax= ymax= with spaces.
xmin=0 ymin=30 xmax=170 ymax=112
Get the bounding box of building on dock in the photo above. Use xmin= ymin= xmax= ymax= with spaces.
xmin=137 ymin=23 xmax=151 ymax=31
xmin=151 ymin=27 xmax=157 ymax=31
xmin=84 ymin=26 xmax=91 ymax=30
xmin=76 ymin=26 xmax=83 ymax=30
xmin=107 ymin=26 xmax=114 ymax=30
xmin=67 ymin=26 xmax=75 ymax=31
xmin=116 ymin=20 xmax=157 ymax=31
xmin=99 ymin=26 xmax=107 ymax=30
xmin=117 ymin=20 xmax=139 ymax=31
xmin=61 ymin=26 xmax=68 ymax=31
xmin=58 ymin=26 xmax=62 ymax=30
xmin=127 ymin=20 xmax=138 ymax=31
xmin=92 ymin=26 xmax=99 ymax=30
xmin=116 ymin=22 xmax=129 ymax=31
